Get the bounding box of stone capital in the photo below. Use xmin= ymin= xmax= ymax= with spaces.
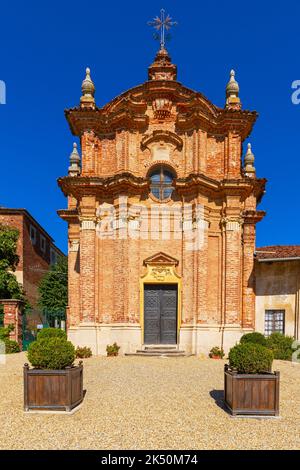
xmin=80 ymin=220 xmax=96 ymax=230
xmin=221 ymin=217 xmax=243 ymax=232
xmin=69 ymin=239 xmax=80 ymax=252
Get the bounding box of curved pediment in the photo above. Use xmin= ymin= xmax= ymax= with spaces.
xmin=101 ymin=81 xmax=220 ymax=119
xmin=66 ymin=79 xmax=256 ymax=139
xmin=141 ymin=130 xmax=183 ymax=151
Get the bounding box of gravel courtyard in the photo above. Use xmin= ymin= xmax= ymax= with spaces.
xmin=0 ymin=352 xmax=300 ymax=450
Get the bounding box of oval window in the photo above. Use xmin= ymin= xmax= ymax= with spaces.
xmin=149 ymin=166 xmax=175 ymax=201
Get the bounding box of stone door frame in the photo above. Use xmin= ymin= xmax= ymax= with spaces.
xmin=140 ymin=252 xmax=182 ymax=345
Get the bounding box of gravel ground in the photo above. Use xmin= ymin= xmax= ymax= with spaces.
xmin=0 ymin=352 xmax=300 ymax=450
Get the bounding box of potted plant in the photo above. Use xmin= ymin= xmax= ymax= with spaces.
xmin=224 ymin=342 xmax=280 ymax=416
xmin=209 ymin=346 xmax=225 ymax=359
xmin=75 ymin=346 xmax=92 ymax=358
xmin=24 ymin=328 xmax=83 ymax=412
xmin=106 ymin=342 xmax=120 ymax=357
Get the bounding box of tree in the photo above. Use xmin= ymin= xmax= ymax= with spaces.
xmin=0 ymin=224 xmax=25 ymax=300
xmin=38 ymin=256 xmax=68 ymax=324
xmin=0 ymin=224 xmax=27 ymax=325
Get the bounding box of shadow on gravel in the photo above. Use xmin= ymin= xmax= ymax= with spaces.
xmin=209 ymin=389 xmax=230 ymax=415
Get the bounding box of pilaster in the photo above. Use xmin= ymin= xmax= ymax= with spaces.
xmin=222 ymin=216 xmax=242 ymax=325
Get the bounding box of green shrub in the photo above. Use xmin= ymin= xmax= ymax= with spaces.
xmin=106 ymin=342 xmax=120 ymax=356
xmin=37 ymin=327 xmax=67 ymax=341
xmin=27 ymin=337 xmax=75 ymax=369
xmin=75 ymin=346 xmax=92 ymax=359
xmin=4 ymin=339 xmax=20 ymax=354
xmin=228 ymin=343 xmax=273 ymax=374
xmin=209 ymin=346 xmax=225 ymax=358
xmin=0 ymin=324 xmax=14 ymax=340
xmin=266 ymin=333 xmax=294 ymax=360
xmin=240 ymin=332 xmax=267 ymax=347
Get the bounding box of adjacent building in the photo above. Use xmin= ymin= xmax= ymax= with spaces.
xmin=255 ymin=246 xmax=300 ymax=340
xmin=0 ymin=208 xmax=64 ymax=328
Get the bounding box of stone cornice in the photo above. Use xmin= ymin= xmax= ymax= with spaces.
xmin=57 ymin=209 xmax=79 ymax=223
xmin=57 ymin=173 xmax=266 ymax=203
xmin=242 ymin=209 xmax=266 ymax=224
xmin=176 ymin=107 xmax=257 ymax=140
xmin=57 ymin=173 xmax=150 ymax=198
xmin=65 ymin=81 xmax=257 ymax=140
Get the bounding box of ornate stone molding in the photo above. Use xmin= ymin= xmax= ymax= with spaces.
xmin=141 ymin=130 xmax=183 ymax=151
xmin=69 ymin=239 xmax=80 ymax=252
xmin=80 ymin=220 xmax=96 ymax=230
xmin=221 ymin=217 xmax=243 ymax=232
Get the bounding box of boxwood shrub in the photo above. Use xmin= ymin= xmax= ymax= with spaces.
xmin=37 ymin=327 xmax=67 ymax=341
xmin=240 ymin=332 xmax=267 ymax=347
xmin=266 ymin=332 xmax=294 ymax=360
xmin=27 ymin=337 xmax=75 ymax=369
xmin=228 ymin=343 xmax=274 ymax=374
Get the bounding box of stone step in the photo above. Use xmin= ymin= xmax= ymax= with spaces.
xmin=125 ymin=352 xmax=190 ymax=357
xmin=144 ymin=345 xmax=177 ymax=350
xmin=136 ymin=349 xmax=186 ymax=354
xmin=125 ymin=347 xmax=194 ymax=357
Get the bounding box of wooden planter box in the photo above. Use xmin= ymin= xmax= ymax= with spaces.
xmin=24 ymin=362 xmax=83 ymax=412
xmin=224 ymin=364 xmax=280 ymax=416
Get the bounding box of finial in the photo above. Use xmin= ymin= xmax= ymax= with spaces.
xmin=68 ymin=142 xmax=81 ymax=176
xmin=80 ymin=67 xmax=95 ymax=109
xmin=148 ymin=9 xmax=177 ymax=51
xmin=225 ymin=69 xmax=241 ymax=109
xmin=244 ymin=142 xmax=256 ymax=177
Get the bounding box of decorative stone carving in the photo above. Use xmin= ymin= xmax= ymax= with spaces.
xmin=152 ymin=98 xmax=172 ymax=119
xmin=69 ymin=239 xmax=80 ymax=252
xmin=152 ymin=267 xmax=172 ymax=281
xmin=80 ymin=220 xmax=96 ymax=230
xmin=221 ymin=217 xmax=243 ymax=231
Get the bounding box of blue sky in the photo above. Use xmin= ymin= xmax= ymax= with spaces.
xmin=0 ymin=0 xmax=299 ymax=252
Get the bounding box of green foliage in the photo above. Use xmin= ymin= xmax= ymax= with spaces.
xmin=75 ymin=346 xmax=92 ymax=359
xmin=106 ymin=342 xmax=120 ymax=356
xmin=0 ymin=324 xmax=14 ymax=340
xmin=240 ymin=332 xmax=267 ymax=347
xmin=0 ymin=325 xmax=20 ymax=354
xmin=38 ymin=256 xmax=67 ymax=322
xmin=37 ymin=327 xmax=67 ymax=341
xmin=0 ymin=225 xmax=26 ymax=301
xmin=229 ymin=343 xmax=274 ymax=374
xmin=4 ymin=339 xmax=20 ymax=354
xmin=266 ymin=333 xmax=295 ymax=360
xmin=0 ymin=225 xmax=19 ymax=271
xmin=0 ymin=270 xmax=26 ymax=300
xmin=27 ymin=337 xmax=75 ymax=370
xmin=209 ymin=346 xmax=225 ymax=358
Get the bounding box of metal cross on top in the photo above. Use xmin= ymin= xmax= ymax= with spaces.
xmin=148 ymin=9 xmax=177 ymax=50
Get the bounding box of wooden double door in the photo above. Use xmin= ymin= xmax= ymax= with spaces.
xmin=144 ymin=284 xmax=177 ymax=344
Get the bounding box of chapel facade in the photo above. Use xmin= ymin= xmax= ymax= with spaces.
xmin=58 ymin=47 xmax=266 ymax=355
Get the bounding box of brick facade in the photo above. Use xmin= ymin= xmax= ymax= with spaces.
xmin=58 ymin=48 xmax=266 ymax=354
xmin=0 ymin=208 xmax=64 ymax=328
